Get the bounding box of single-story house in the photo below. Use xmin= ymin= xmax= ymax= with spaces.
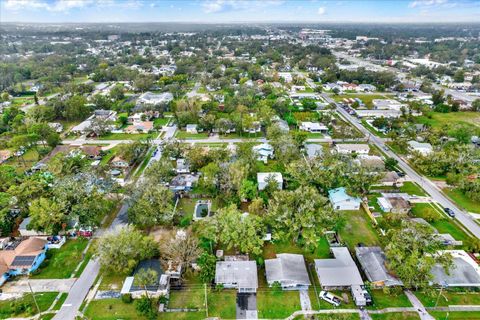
xmin=430 ymin=250 xmax=480 ymax=287
xmin=377 ymin=171 xmax=402 ymax=187
xmin=18 ymin=218 xmax=49 ymax=237
xmin=215 ymin=260 xmax=258 ymax=293
xmin=272 ymin=118 xmax=290 ymax=132
xmin=137 ymin=92 xmax=173 ymax=106
xmin=328 ymin=187 xmax=361 ymax=211
xmin=314 ymin=247 xmax=366 ymax=306
xmin=111 ymin=156 xmax=129 ymax=168
xmin=121 ymin=259 xmax=170 ymax=298
xmin=257 ymin=172 xmax=283 ymax=191
xmin=355 ymin=155 xmax=385 ymax=171
xmin=299 ymin=122 xmax=328 ymax=134
xmin=0 ymin=238 xmax=47 ymax=286
xmin=305 ymin=144 xmax=323 ymax=159
xmin=81 ymin=146 xmax=102 ymax=160
xmin=355 ymin=246 xmax=403 ymax=288
xmin=335 ymin=144 xmax=370 ymax=155
xmin=265 ymin=254 xmax=311 ymax=290
xmin=125 ymin=121 xmax=153 ymax=134
xmin=355 ymin=109 xmax=402 ymax=118
xmin=377 ymin=196 xmax=411 ymax=214
xmin=186 ymin=124 xmax=199 ymax=134
xmin=408 ymin=141 xmax=433 ymax=156
xmin=253 ymin=143 xmax=274 ymax=163
xmin=372 ymin=99 xmax=405 ymax=110
xmin=169 ymin=174 xmax=199 ymax=192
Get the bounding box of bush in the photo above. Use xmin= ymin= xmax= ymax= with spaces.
xmin=135 ymin=296 xmax=157 ymax=320
xmin=121 ymin=293 xmax=132 ymax=304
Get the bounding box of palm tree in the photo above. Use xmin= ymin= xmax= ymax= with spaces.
xmin=135 ymin=268 xmax=158 ymax=299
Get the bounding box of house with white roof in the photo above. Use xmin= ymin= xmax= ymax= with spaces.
xmin=252 ymin=143 xmax=274 ymax=163
xmin=328 ymin=187 xmax=361 ymax=211
xmin=137 ymin=92 xmax=173 ymax=106
xmin=430 ymin=250 xmax=480 ymax=287
xmin=355 ymin=247 xmax=403 ymax=288
xmin=215 ymin=260 xmax=258 ymax=293
xmin=265 ymin=254 xmax=311 ymax=291
xmin=335 ymin=144 xmax=370 ymax=155
xmin=257 ymin=172 xmax=283 ymax=191
xmin=299 ymin=122 xmax=328 ymax=134
xmin=407 ymin=141 xmax=433 ymax=156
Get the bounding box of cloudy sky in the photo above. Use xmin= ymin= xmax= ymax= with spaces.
xmin=1 ymin=0 xmax=480 ymax=23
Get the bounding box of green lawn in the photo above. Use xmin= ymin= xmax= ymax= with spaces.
xmin=367 ymin=290 xmax=412 ymax=310
xmin=400 ymin=181 xmax=427 ymax=196
xmin=415 ymin=111 xmax=480 ymax=130
xmin=207 ymin=290 xmax=236 ymax=319
xmin=338 ymin=210 xmax=380 ymax=249
xmin=444 ymin=188 xmax=480 ymax=214
xmin=371 ymin=313 xmax=420 ymax=320
xmin=415 ymin=290 xmax=480 ymax=307
xmin=99 ymin=146 xmax=119 ymax=166
xmin=257 ymin=290 xmax=301 ymax=319
xmin=362 ymin=120 xmax=388 ymax=138
xmin=98 ymin=133 xmax=155 ymax=140
xmin=84 ymin=299 xmax=138 ymax=320
xmin=0 ymin=292 xmax=58 ymax=319
xmin=53 ymin=293 xmax=68 ymax=310
xmin=263 ymin=236 xmax=331 ymax=263
xmin=134 ymin=148 xmax=154 ymax=177
xmin=5 ymin=149 xmax=40 ymax=173
xmin=31 ymin=238 xmax=89 ymax=279
xmin=99 ymin=272 xmax=127 ymax=291
xmin=411 ymin=203 xmax=471 ymax=242
xmin=153 ymin=117 xmax=170 ymax=128
xmin=175 ymin=131 xmax=209 ymax=139
xmin=430 ymin=311 xmax=480 ymax=319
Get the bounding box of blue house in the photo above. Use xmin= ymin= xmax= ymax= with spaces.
xmin=328 ymin=187 xmax=361 ymax=211
xmin=0 ymin=238 xmax=47 ymax=286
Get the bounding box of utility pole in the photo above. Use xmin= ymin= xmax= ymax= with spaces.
xmin=28 ymin=280 xmax=40 ymax=314
xmin=204 ymin=283 xmax=209 ymax=318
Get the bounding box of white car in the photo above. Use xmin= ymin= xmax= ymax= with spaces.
xmin=319 ymin=290 xmax=341 ymax=307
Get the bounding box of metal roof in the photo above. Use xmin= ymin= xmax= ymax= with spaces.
xmin=215 ymin=261 xmax=258 ymax=289
xmin=265 ymin=254 xmax=311 ymax=287
xmin=314 ymin=247 xmax=364 ymax=287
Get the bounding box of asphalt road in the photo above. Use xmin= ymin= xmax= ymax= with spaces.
xmin=323 ymin=93 xmax=480 ymax=239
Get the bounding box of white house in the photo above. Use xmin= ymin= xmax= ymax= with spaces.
xmin=215 ymin=260 xmax=258 ymax=293
xmin=407 ymin=141 xmax=433 ymax=156
xmin=299 ymin=122 xmax=328 ymax=134
xmin=335 ymin=144 xmax=370 ymax=155
xmin=252 ymin=143 xmax=274 ymax=163
xmin=265 ymin=254 xmax=311 ymax=290
xmin=328 ymin=187 xmax=361 ymax=211
xmin=137 ymin=92 xmax=173 ymax=106
xmin=186 ymin=124 xmax=199 ymax=134
xmin=257 ymin=172 xmax=283 ymax=191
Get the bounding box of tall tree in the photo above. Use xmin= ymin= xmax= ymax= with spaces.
xmin=128 ymin=185 xmax=174 ymax=229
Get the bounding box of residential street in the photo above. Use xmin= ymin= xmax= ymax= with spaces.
xmin=322 ymin=93 xmax=480 ymax=239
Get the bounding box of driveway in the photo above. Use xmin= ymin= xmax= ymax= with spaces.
xmin=299 ymin=290 xmax=311 ymax=311
xmin=2 ymin=278 xmax=76 ymax=293
xmin=236 ymin=292 xmax=257 ymax=319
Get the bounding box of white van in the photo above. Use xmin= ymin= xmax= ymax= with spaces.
xmin=319 ymin=290 xmax=341 ymax=307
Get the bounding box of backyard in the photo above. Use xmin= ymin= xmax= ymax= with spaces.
xmin=257 ymin=290 xmax=301 ymax=319
xmin=31 ymin=238 xmax=89 ymax=279
xmin=0 ymin=292 xmax=58 ymax=319
xmin=338 ymin=209 xmax=381 ymax=249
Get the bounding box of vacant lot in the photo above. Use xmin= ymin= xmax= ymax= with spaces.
xmin=339 ymin=210 xmax=380 ymax=249
xmin=0 ymin=292 xmax=58 ymax=319
xmin=416 ymin=111 xmax=480 ymax=129
xmin=444 ymin=188 xmax=480 ymax=214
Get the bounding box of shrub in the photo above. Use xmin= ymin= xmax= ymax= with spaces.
xmin=121 ymin=294 xmax=132 ymax=304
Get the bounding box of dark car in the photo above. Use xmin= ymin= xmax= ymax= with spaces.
xmin=444 ymin=208 xmax=455 ymax=218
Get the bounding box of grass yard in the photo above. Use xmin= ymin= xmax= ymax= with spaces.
xmin=6 ymin=149 xmax=40 ymax=173
xmin=400 ymin=181 xmax=427 ymax=196
xmin=312 ymin=315 xmax=360 ymax=320
xmin=207 ymin=290 xmax=236 ymax=319
xmin=415 ymin=290 xmax=480 ymax=307
xmin=153 ymin=117 xmax=170 ymax=128
xmin=53 ymin=293 xmax=68 ymax=310
xmin=362 ymin=120 xmax=388 ymax=138
xmin=31 ymin=238 xmax=89 ymax=279
xmin=430 ymin=311 xmax=480 ymax=319
xmin=134 ymin=147 xmax=154 ymax=177
xmin=99 ymin=146 xmax=119 ymax=166
xmin=98 ymin=132 xmax=155 ymax=141
xmin=0 ymin=292 xmax=58 ymax=319
xmin=338 ymin=210 xmax=381 ymax=249
xmin=367 ymin=290 xmax=412 ymax=310
xmin=370 ymin=313 xmax=420 ymax=320
xmin=168 ymin=272 xmax=204 ymax=309
xmin=444 ymin=188 xmax=480 ymax=214
xmin=84 ymin=298 xmax=138 ymax=320
xmin=411 ymin=203 xmax=470 ymax=242
xmin=416 ymin=111 xmax=480 ymax=130
xmin=175 ymin=131 xmax=210 ymax=139
xmin=263 ymin=236 xmax=331 ymax=263
xmin=257 ymin=290 xmax=301 ymax=319
xmin=99 ymin=272 xmax=126 ymax=291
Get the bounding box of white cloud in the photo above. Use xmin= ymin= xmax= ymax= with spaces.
xmin=202 ymin=0 xmax=284 ymax=14
xmin=408 ymin=0 xmax=448 ymax=8
xmin=3 ymin=0 xmax=142 ymax=12
xmin=318 ymin=6 xmax=326 ymax=15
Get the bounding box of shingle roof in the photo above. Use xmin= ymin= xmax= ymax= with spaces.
xmin=215 ymin=261 xmax=258 ymax=289
xmin=314 ymin=247 xmax=364 ymax=287
xmin=355 ymin=247 xmax=403 ymax=286
xmin=265 ymin=254 xmax=311 ymax=287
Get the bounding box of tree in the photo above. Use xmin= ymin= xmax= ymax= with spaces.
xmin=63 ymin=95 xmax=90 ymax=121
xmin=143 ymin=158 xmax=175 ymax=185
xmin=267 ymin=186 xmax=339 ymax=249
xmin=384 ymin=157 xmax=398 ymax=171
xmin=88 ymin=117 xmax=112 ymax=136
xmin=431 ymin=90 xmax=445 ymax=106
xmin=159 ymin=230 xmax=200 ymax=275
xmin=453 ymin=69 xmax=465 ymax=83
xmin=29 ymin=197 xmax=67 ymax=234
xmin=118 ymin=140 xmax=149 ymax=164
xmin=136 ymin=268 xmax=158 ymax=298
xmin=203 ymin=205 xmax=265 ymax=256
xmin=197 ymin=252 xmax=217 ymax=283
xmin=134 ymin=75 xmax=154 ymax=92
xmin=110 ymin=84 xmax=125 ymax=101
xmin=96 ymin=225 xmax=157 ymax=274
xmin=472 ymin=99 xmax=480 ymax=111
xmin=128 ymin=185 xmax=174 ymax=229
xmin=385 ymin=221 xmax=452 ymax=289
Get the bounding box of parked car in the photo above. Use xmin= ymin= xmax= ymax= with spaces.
xmin=319 ymin=290 xmax=341 ymax=307
xmin=362 ymin=288 xmax=373 ymax=305
xmin=444 ymin=208 xmax=455 ymax=218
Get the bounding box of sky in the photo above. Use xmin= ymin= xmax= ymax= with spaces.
xmin=1 ymin=0 xmax=480 ymax=23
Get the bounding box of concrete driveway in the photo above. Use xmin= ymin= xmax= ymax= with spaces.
xmin=236 ymin=292 xmax=257 ymax=319
xmin=2 ymin=278 xmax=76 ymax=293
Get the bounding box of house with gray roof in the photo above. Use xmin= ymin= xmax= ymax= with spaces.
xmin=355 ymin=246 xmax=403 ymax=288
xmin=431 ymin=250 xmax=480 ymax=287
xmin=120 ymin=259 xmax=170 ymax=298
xmin=265 ymin=254 xmax=311 ymax=290
xmin=215 ymin=260 xmax=258 ymax=293
xmin=314 ymin=247 xmax=364 ymax=289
